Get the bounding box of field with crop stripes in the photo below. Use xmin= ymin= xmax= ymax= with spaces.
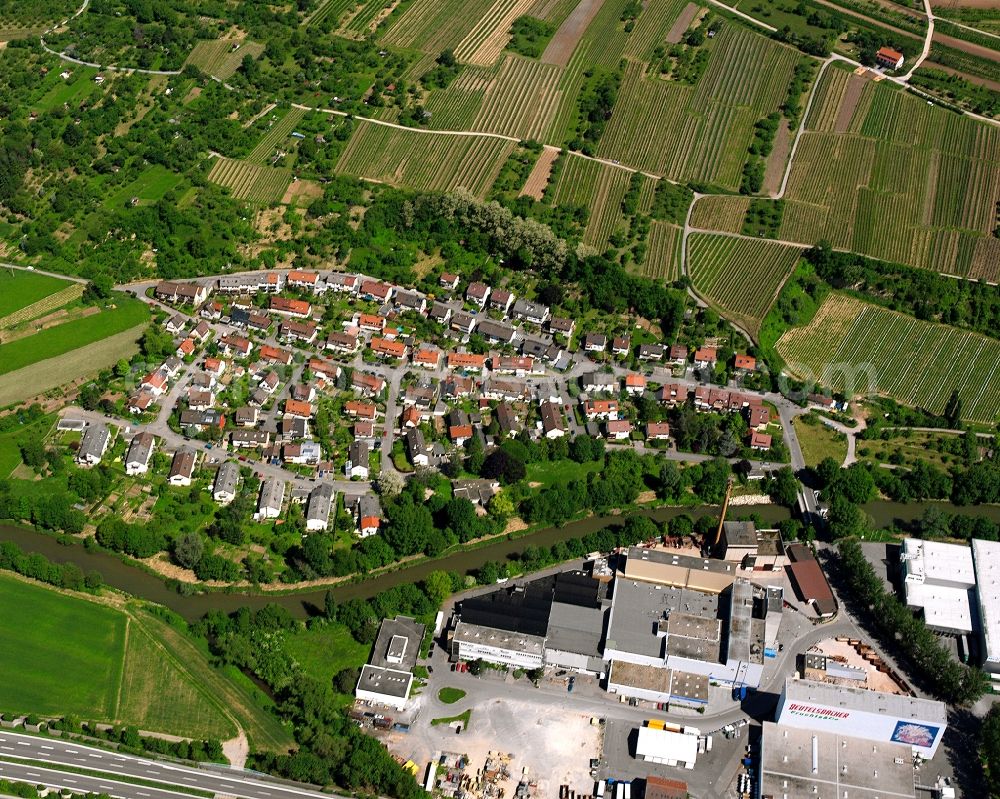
xmin=776 ymin=294 xmax=1000 ymax=423
xmin=207 ymin=157 xmax=292 ymax=203
xmin=780 ymin=63 xmax=1000 ymax=278
xmin=184 ymin=40 xmax=264 ymax=79
xmin=548 ymin=156 xmax=633 ymax=248
xmin=638 ymin=222 xmax=682 ymax=281
xmin=307 ymin=0 xmax=358 ymax=27
xmin=248 ymin=107 xmax=307 ymax=164
xmin=688 ymin=234 xmax=802 ymax=337
xmin=381 ymin=0 xmax=497 ymax=53
xmin=335 ymin=122 xmax=515 ymax=195
xmin=0 ymin=283 xmax=84 ymax=331
xmin=689 ymin=195 xmax=751 ymax=233
xmin=454 ymin=0 xmax=537 ymax=65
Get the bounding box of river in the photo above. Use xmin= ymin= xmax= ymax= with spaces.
xmin=2 ymin=500 xmax=998 ymax=621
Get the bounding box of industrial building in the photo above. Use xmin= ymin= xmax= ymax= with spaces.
xmin=902 ymin=538 xmax=976 ymax=634
xmin=759 ymin=721 xmax=920 ymax=799
xmin=355 ymin=615 xmax=425 ymax=711
xmin=973 ymin=539 xmax=1000 ymax=679
xmin=718 ymin=521 xmax=786 ymax=569
xmin=634 ymin=725 xmax=698 ymax=769
xmin=774 ymin=677 xmax=947 ymax=758
xmin=785 ymin=544 xmax=837 ymax=617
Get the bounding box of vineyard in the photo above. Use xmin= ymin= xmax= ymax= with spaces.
xmin=380 ymin=0 xmax=498 ymax=54
xmin=637 ymin=221 xmax=682 ymax=282
xmin=306 ymin=0 xmax=359 ymax=27
xmin=776 ymin=294 xmax=1000 ymax=424
xmin=780 ymin=64 xmax=1000 ymax=279
xmin=247 ymin=107 xmax=307 ymax=165
xmin=184 ymin=40 xmax=264 ymax=80
xmin=207 ymin=158 xmax=292 ymax=204
xmin=454 ymin=0 xmax=537 ymax=65
xmin=0 ymin=284 xmax=84 ymax=332
xmin=547 ymin=156 xmax=634 ymax=248
xmin=687 ymin=233 xmax=802 ymax=337
xmin=689 ymin=196 xmax=752 ymax=234
xmin=334 ymin=122 xmax=515 ymax=196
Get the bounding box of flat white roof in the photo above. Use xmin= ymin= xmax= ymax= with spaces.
xmin=636 ymin=727 xmax=698 ymax=763
xmin=903 ymin=581 xmax=973 ymax=633
xmin=902 ymin=538 xmax=974 ymax=587
xmin=973 ymin=539 xmax=1000 ymax=665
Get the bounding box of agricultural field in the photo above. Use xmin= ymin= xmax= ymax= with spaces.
xmin=687 ymin=233 xmax=802 ymax=337
xmin=689 ymin=195 xmax=753 ymax=233
xmin=0 ymin=575 xmax=237 ymax=740
xmin=380 ymin=0 xmax=500 ymax=54
xmin=334 ymin=121 xmax=515 ymax=196
xmin=207 ymin=157 xmax=293 ymax=204
xmin=184 ymin=39 xmax=265 ymax=80
xmin=247 ymin=107 xmax=307 ymax=165
xmin=547 ymin=156 xmax=635 ymax=248
xmin=776 ymin=294 xmax=1000 ymax=423
xmin=0 ymin=0 xmax=78 ymax=39
xmin=0 ymin=270 xmax=78 ymax=324
xmin=779 ymin=63 xmax=1000 ymax=279
xmin=454 ymin=0 xmax=537 ymax=65
xmin=636 ymin=221 xmax=682 ymax=281
xmin=0 ymin=298 xmax=149 ymax=376
xmin=102 ymin=164 xmax=185 ymax=211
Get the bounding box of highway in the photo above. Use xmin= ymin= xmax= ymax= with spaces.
xmin=0 ymin=731 xmax=341 ymax=799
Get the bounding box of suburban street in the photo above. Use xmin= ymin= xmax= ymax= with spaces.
xmin=0 ymin=731 xmax=346 ymax=799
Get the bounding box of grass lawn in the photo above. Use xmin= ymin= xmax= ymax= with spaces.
xmin=103 ymin=165 xmax=184 ymax=210
xmin=0 ymin=573 xmax=126 ymax=718
xmin=431 ymin=709 xmax=471 ymax=726
xmin=437 ymin=687 xmax=466 ymax=704
xmin=0 ymin=270 xmax=73 ymax=319
xmin=0 ymin=414 xmax=55 ymax=478
xmin=284 ymin=622 xmax=372 ymax=687
xmin=793 ymin=415 xmax=847 ymax=468
xmin=525 ymin=458 xmax=603 ymax=488
xmin=0 ymin=298 xmax=149 ymax=375
xmin=856 ymin=431 xmax=966 ymax=471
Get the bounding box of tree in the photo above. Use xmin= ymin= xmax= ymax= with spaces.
xmin=489 ymin=490 xmax=515 ymax=521
xmin=324 ymin=590 xmax=337 ymax=621
xmin=443 ymin=497 xmax=479 ymax=543
xmin=423 ymin=570 xmax=452 ymax=607
xmin=173 ymin=532 xmax=204 ymax=569
xmin=481 ymin=448 xmax=526 ymax=485
xmin=981 ymin=704 xmax=1000 ymax=796
xmin=943 ymin=389 xmax=962 ymax=429
xmin=19 ymin=439 xmax=46 ymax=470
xmin=828 ymin=496 xmax=868 ymax=539
xmin=465 ymin=435 xmax=485 ymax=475
xmin=377 ymin=469 xmax=404 ymax=498
xmin=768 ymin=467 xmax=800 ymax=507
xmin=383 ymin=496 xmax=434 ymax=556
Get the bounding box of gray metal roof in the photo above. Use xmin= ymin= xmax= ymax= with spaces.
xmin=214 ymin=461 xmax=240 ymax=496
xmin=78 ymin=423 xmax=110 ymax=461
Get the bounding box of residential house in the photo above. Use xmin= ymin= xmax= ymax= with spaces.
xmin=187 ymin=388 xmax=215 ymax=411
xmin=876 ymin=46 xmax=904 ymax=69
xmin=247 ymin=312 xmax=272 ymax=333
xmin=489 ymin=288 xmax=514 ymax=315
xmin=747 ymin=405 xmax=770 ymax=430
xmin=400 ymin=406 xmax=421 ymax=429
xmin=405 ymin=428 xmax=429 ymax=467
xmin=260 ymin=272 xmax=284 ymax=293
xmin=292 ymin=383 xmax=317 ymax=403
xmin=234 ymin=407 xmax=259 ymax=427
xmin=657 ymin=384 xmax=687 ymax=405
xmin=584 ymin=333 xmax=607 ymax=353
xmin=511 ymin=298 xmax=550 ymax=325
xmin=647 ymin=422 xmax=671 ymax=441
xmin=453 ymin=478 xmax=499 ymax=506
xmin=439 ymin=273 xmax=460 ymax=291
xmin=395 ymin=290 xmax=426 ymax=314
xmin=491 ymin=355 xmax=534 ymax=377
xmin=249 ymin=387 xmax=272 ymax=408
xmin=255 ymin=478 xmax=285 ymax=520
xmin=358 ymin=313 xmax=386 ymax=333
xmin=636 ymin=343 xmax=665 ymax=362
xmin=734 ymin=354 xmax=757 ymax=372
xmin=287 ymin=269 xmax=320 ymax=292
xmin=162 ymin=357 xmax=182 ymax=377
xmin=284 ymin=399 xmax=313 ymax=419
xmin=668 ymin=344 xmax=688 ymax=365
xmin=441 ymin=376 xmax=475 ymax=399
xmin=259 ymin=345 xmax=293 ymax=367
xmin=213 ymin=461 xmax=240 ymax=505
xmin=179 ymin=409 xmax=224 ymax=432
xmin=403 ymin=384 xmax=436 ymax=409
xmin=624 ymin=373 xmax=646 ymax=395
xmin=429 ymin=301 xmax=454 ymax=325
xmin=327 ymin=273 xmax=359 ymax=294
xmin=612 ymin=336 xmax=631 ymax=357
xmin=495 ymin=403 xmax=521 ymax=438
xmin=448 ymin=352 xmax=486 ymax=373
xmin=140 ymin=370 xmax=168 ymax=396
xmin=583 ymin=399 xmax=619 ymax=421
xmin=279 ymin=418 xmax=311 ymax=441
xmin=352 ymin=372 xmax=385 ymax=397
xmin=168 ymin=449 xmax=197 ymax=487
xmin=360 ymin=279 xmax=394 ymax=303
xmin=270 ymin=296 xmax=312 ymax=318
xmin=466 ymin=282 xmax=490 ymax=308
xmin=693 ymin=347 xmax=718 ymax=368
xmin=155 ymin=281 xmax=209 ymax=305
xmin=345 ymin=400 xmax=377 ymax=420
xmin=219 ymin=334 xmax=252 ymax=357
xmin=204 ymin=357 xmax=226 ymax=377
xmin=606 ymin=419 xmax=632 ymax=440
xmin=482 ymin=379 xmax=530 ymax=402
xmin=370 ymin=336 xmax=407 ymax=360
xmin=230 ymin=429 xmax=270 ymax=448
xmin=451 ymin=311 xmax=476 ymax=335
xmin=308 ymin=358 xmax=341 ymax=384
xmin=539 ymin=400 xmax=565 ymax=439
xmin=306 ymin=484 xmax=335 ymax=532
xmin=346 ymin=440 xmax=370 ymax=479
xmin=128 ymin=390 xmax=156 ymax=414
xmin=191 ymin=320 xmax=211 ymax=343
xmin=581 ymin=372 xmax=617 ymax=393
xmin=326 ymin=331 xmax=359 ymax=354
xmin=77 ymin=423 xmax=110 ymax=466
xmin=176 ymin=338 xmax=196 ymax=358
xmin=477 ymin=319 xmax=516 ymax=345
xmin=165 ymin=314 xmax=187 ymax=334
xmin=258 ymin=370 xmax=280 ymax=393
xmin=354 ymin=420 xmax=376 ymax=440
xmin=413 ymin=346 xmax=442 ymax=370
xmin=357 ymin=494 xmax=382 ymax=538
xmin=749 ymin=430 xmax=772 ymax=451
xmin=280 ymin=320 xmax=318 ymax=345
xmin=448 ymin=410 xmax=473 ymax=446
xmin=125 ymin=432 xmax=155 ymax=476
xmin=549 ymin=317 xmax=575 ymax=339
xmin=284 ymin=441 xmax=321 ymax=465
xmin=217 ymin=275 xmax=258 ymax=294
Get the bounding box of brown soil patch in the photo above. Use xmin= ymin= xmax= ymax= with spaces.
xmin=184 ymin=86 xmax=202 ymax=104
xmin=504 ymin=516 xmax=529 ymax=534
xmin=931 ymin=0 xmax=999 ymax=9
xmin=762 ymin=118 xmax=790 ymax=196
xmin=413 ymin=252 xmax=444 ymax=278
xmin=834 ymin=73 xmax=868 ymax=132
xmin=665 ymin=2 xmax=700 ymax=44
xmin=542 ymin=0 xmax=609 ymax=67
xmin=932 ymin=30 xmax=1000 ymax=62
xmin=280 ymin=178 xmax=323 ymax=204
xmin=255 ymin=206 xmax=294 ymax=241
xmin=922 ymin=60 xmax=1000 ymax=91
xmin=519 ymin=145 xmax=560 ymax=199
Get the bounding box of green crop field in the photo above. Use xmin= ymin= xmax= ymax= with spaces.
xmin=184 ymin=39 xmax=265 ymax=79
xmin=688 ymin=233 xmax=802 ymax=337
xmin=0 ymin=298 xmax=149 ymax=376
xmin=0 ymin=270 xmax=76 ymax=320
xmin=637 ymin=221 xmax=682 ymax=281
xmin=207 ymin=157 xmax=292 ymax=203
xmin=779 ymin=64 xmax=1000 ymax=279
xmin=548 ymin=156 xmax=633 ymax=248
xmin=777 ymin=293 xmax=1000 ymax=423
xmin=102 ymin=165 xmax=184 ymax=210
xmin=335 ymin=121 xmax=515 ymax=196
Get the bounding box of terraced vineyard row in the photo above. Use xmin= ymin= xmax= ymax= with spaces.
xmin=455 ymin=0 xmax=536 ymax=65
xmin=334 ymin=122 xmax=515 ymax=196
xmin=247 ymin=107 xmax=307 ymax=164
xmin=381 ymin=0 xmax=497 ymax=53
xmin=623 ymin=0 xmax=690 ymax=60
xmin=689 ymin=196 xmax=751 ymax=233
xmin=638 ymin=221 xmax=681 ymax=281
xmin=470 ymin=56 xmax=562 ymax=139
xmin=776 ymin=294 xmax=1000 ymax=423
xmin=0 ymin=284 xmax=84 ymax=331
xmin=184 ymin=40 xmax=264 ymax=80
xmin=207 ymin=158 xmax=292 ymax=203
xmin=688 ymin=233 xmax=802 ymax=337
xmin=345 ymin=0 xmax=394 ymax=33
xmin=548 ymin=156 xmax=632 ymax=248
xmin=306 ymin=0 xmax=358 ymax=27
